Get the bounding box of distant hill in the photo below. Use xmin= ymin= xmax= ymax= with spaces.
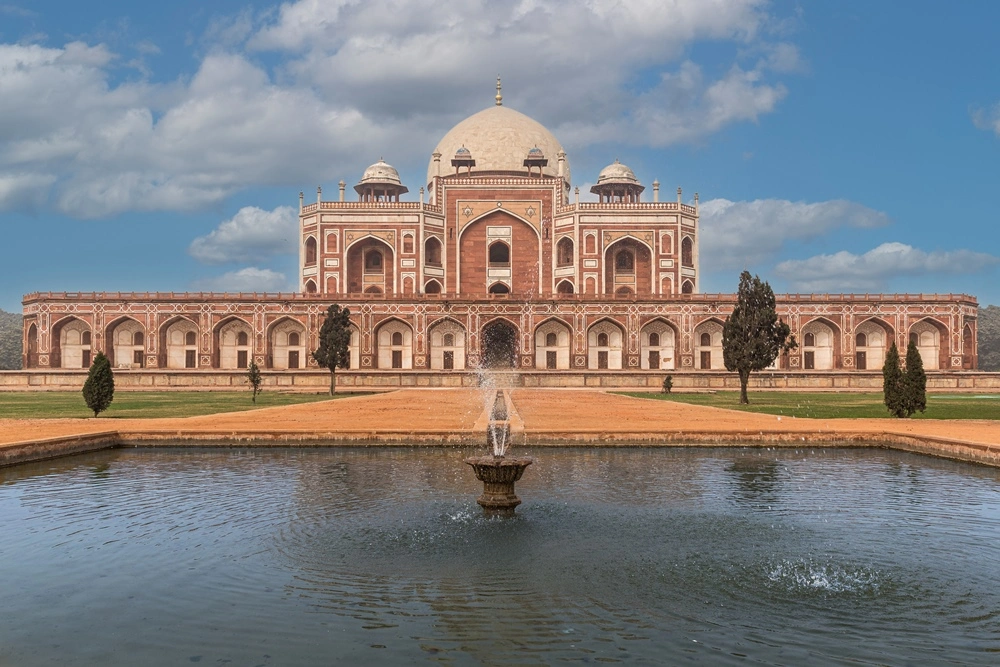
xmin=0 ymin=308 xmax=22 ymax=370
xmin=979 ymin=305 xmax=1000 ymax=372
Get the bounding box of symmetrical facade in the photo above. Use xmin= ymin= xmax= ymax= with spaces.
xmin=21 ymin=86 xmax=979 ymax=378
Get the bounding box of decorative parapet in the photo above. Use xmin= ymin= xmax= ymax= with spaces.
xmin=556 ymin=202 xmax=698 ymax=215
xmin=300 ymin=202 xmax=442 ymax=215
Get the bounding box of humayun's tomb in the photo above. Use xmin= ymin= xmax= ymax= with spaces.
xmin=16 ymin=82 xmax=986 ymax=390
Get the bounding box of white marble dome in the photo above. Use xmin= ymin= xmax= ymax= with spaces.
xmin=596 ymin=159 xmax=640 ymax=186
xmin=428 ymin=106 xmax=569 ymax=185
xmin=359 ymin=159 xmax=404 ymax=187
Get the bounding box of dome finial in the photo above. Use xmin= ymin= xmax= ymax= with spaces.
xmin=495 ymin=75 xmax=502 ymax=106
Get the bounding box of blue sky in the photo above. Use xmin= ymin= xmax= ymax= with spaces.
xmin=2 ymin=0 xmax=999 ymax=313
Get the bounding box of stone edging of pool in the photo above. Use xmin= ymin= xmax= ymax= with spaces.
xmin=2 ymin=429 xmax=998 ymax=469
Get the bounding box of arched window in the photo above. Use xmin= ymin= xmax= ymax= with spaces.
xmin=443 ymin=333 xmax=455 ymax=347
xmin=185 ymin=331 xmax=197 ymax=346
xmin=649 ymin=332 xmax=660 ymax=347
xmin=615 ymin=250 xmax=634 ymax=272
xmin=133 ymin=331 xmax=144 ymax=346
xmin=365 ymin=250 xmax=383 ymax=272
xmin=403 ymin=234 xmax=414 ymax=254
xmin=425 ymin=237 xmax=442 ymax=266
xmin=804 ymin=332 xmax=815 ymax=347
xmin=82 ymin=331 xmax=91 ymax=345
xmin=391 ymin=331 xmax=403 ymax=346
xmin=237 ymin=331 xmax=248 ymax=346
xmin=546 ymin=332 xmax=557 ymax=346
xmin=305 ymin=280 xmax=317 ymax=294
xmin=856 ymin=333 xmax=867 ymax=347
xmin=557 ymin=237 xmax=574 ymax=266
xmin=598 ymin=332 xmax=609 ymax=347
xmin=681 ymin=237 xmax=693 ymax=268
xmin=305 ymin=237 xmax=317 ymax=265
xmin=424 ymin=280 xmax=441 ymax=294
xmin=557 ymin=280 xmax=574 ymax=294
xmin=681 ymin=281 xmax=693 ymax=294
xmin=489 ymin=242 xmax=510 ymax=266
xmin=489 ymin=282 xmax=510 ymax=294
xmin=700 ymin=332 xmax=711 ymax=346
xmin=288 ymin=332 xmax=300 ymax=346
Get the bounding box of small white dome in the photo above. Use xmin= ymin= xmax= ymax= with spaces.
xmin=359 ymin=159 xmax=403 ymax=187
xmin=596 ymin=159 xmax=639 ymax=186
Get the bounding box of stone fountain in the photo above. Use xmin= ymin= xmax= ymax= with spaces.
xmin=465 ymin=390 xmax=532 ymax=515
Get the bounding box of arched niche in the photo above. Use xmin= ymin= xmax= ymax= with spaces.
xmin=693 ymin=319 xmax=724 ymax=370
xmin=375 ymin=319 xmax=413 ymax=369
xmin=214 ymin=317 xmax=253 ymax=369
xmin=346 ymin=236 xmax=395 ymax=295
xmin=428 ymin=318 xmax=466 ymax=370
xmin=106 ymin=317 xmax=146 ymax=369
xmin=534 ymin=318 xmax=572 ymax=370
xmin=161 ymin=316 xmax=199 ymax=369
xmin=269 ymin=317 xmax=307 ymax=370
xmin=908 ymin=318 xmax=947 ymax=370
xmin=854 ymin=318 xmax=893 ymax=371
xmin=53 ymin=317 xmax=92 ymax=369
xmin=556 ymin=237 xmax=574 ymax=267
xmin=640 ymin=319 xmax=677 ymax=370
xmin=800 ymin=318 xmax=840 ymax=371
xmin=587 ymin=319 xmax=624 ymax=370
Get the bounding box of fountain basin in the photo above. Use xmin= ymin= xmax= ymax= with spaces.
xmin=464 ymin=455 xmax=533 ymax=514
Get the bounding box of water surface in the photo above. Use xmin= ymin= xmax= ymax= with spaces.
xmin=2 ymin=446 xmax=999 ymax=665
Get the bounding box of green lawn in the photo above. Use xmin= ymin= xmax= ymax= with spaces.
xmin=0 ymin=391 xmax=352 ymax=419
xmin=617 ymin=391 xmax=1000 ymax=420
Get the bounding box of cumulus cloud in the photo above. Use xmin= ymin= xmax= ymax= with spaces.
xmin=774 ymin=242 xmax=1000 ymax=292
xmin=189 ymin=206 xmax=298 ymax=264
xmin=191 ymin=267 xmax=292 ymax=292
xmin=972 ymin=103 xmax=1000 ymax=137
xmin=0 ymin=0 xmax=799 ymax=217
xmin=699 ymin=198 xmax=890 ymax=269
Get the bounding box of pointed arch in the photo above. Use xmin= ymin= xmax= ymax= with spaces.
xmin=556 ymin=279 xmax=574 ymax=294
xmin=556 ymin=236 xmax=574 ymax=267
xmin=587 ymin=317 xmax=625 ymax=370
xmin=25 ymin=322 xmax=38 ymax=368
xmin=693 ymin=317 xmax=725 ymax=370
xmin=908 ymin=317 xmax=947 ymax=370
xmin=346 ymin=235 xmax=395 ymax=294
xmin=159 ymin=315 xmax=200 ymax=369
xmin=52 ymin=316 xmax=92 ymax=369
xmin=640 ymin=317 xmax=679 ymax=370
xmin=534 ymin=316 xmax=572 ymax=370
xmin=481 ymin=317 xmax=520 ymax=368
xmin=428 ymin=317 xmax=467 ymax=370
xmin=374 ymin=317 xmax=413 ymax=369
xmin=105 ymin=316 xmax=146 ymax=369
xmin=267 ymin=316 xmax=308 ymax=370
xmin=799 ymin=316 xmax=841 ymax=371
xmin=853 ymin=317 xmax=894 ymax=371
xmin=424 ymin=235 xmax=442 ymax=266
xmin=304 ymin=236 xmax=317 ymax=265
xmin=424 ymin=279 xmax=442 ymax=294
xmin=213 ymin=315 xmax=253 ymax=369
xmin=604 ymin=237 xmax=651 ymax=296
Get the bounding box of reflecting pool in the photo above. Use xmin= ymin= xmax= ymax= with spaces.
xmin=2 ymin=446 xmax=1000 ymax=665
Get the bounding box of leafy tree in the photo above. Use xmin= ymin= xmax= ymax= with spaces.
xmin=978 ymin=305 xmax=1000 ymax=371
xmin=0 ymin=308 xmax=23 ymax=370
xmin=313 ymin=304 xmax=352 ymax=395
xmin=723 ymin=271 xmax=796 ymax=404
xmin=82 ymin=351 xmax=115 ymax=417
xmin=247 ymin=359 xmax=262 ymax=403
xmin=661 ymin=375 xmax=673 ymax=394
xmin=882 ymin=341 xmax=906 ymax=417
xmin=903 ymin=339 xmax=927 ymax=415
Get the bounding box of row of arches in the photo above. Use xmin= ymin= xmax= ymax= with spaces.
xmin=30 ymin=316 xmax=310 ymax=370
xmin=29 ymin=314 xmax=963 ymax=372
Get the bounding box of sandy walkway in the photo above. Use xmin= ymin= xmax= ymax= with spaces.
xmin=1 ymin=389 xmax=999 ymax=453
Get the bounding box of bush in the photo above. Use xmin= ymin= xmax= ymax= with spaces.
xmin=661 ymin=375 xmax=673 ymax=394
xmin=247 ymin=360 xmax=262 ymax=403
xmin=82 ymin=351 xmax=115 ymax=417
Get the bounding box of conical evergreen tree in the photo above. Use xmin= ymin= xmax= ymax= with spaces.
xmin=82 ymin=351 xmax=115 ymax=417
xmin=247 ymin=359 xmax=262 ymax=403
xmin=313 ymin=304 xmax=352 ymax=395
xmin=903 ymin=339 xmax=927 ymax=416
xmin=882 ymin=342 xmax=907 ymax=417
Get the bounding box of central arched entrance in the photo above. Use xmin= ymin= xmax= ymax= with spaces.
xmin=481 ymin=320 xmax=518 ymax=368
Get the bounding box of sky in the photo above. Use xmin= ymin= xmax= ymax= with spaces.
xmin=1 ymin=0 xmax=999 ymax=313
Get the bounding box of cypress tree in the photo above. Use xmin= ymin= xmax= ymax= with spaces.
xmin=313 ymin=304 xmax=352 ymax=395
xmin=882 ymin=341 xmax=906 ymax=417
xmin=903 ymin=339 xmax=927 ymax=416
xmin=82 ymin=351 xmax=115 ymax=417
xmin=722 ymin=271 xmax=796 ymax=404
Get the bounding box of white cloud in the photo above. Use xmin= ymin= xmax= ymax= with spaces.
xmin=0 ymin=0 xmax=799 ymax=218
xmin=189 ymin=206 xmax=298 ymax=264
xmin=699 ymin=198 xmax=890 ymax=269
xmin=774 ymin=242 xmax=1000 ymax=292
xmin=972 ymin=103 xmax=1000 ymax=137
xmin=191 ymin=267 xmax=291 ymax=292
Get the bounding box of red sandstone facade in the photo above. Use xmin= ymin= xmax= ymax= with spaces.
xmin=21 ymin=93 xmax=979 ymax=377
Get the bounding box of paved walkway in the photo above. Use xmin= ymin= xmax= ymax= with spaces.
xmin=1 ymin=388 xmax=999 ymax=454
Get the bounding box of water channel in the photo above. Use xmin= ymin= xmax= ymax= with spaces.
xmin=2 ymin=446 xmax=999 ymax=665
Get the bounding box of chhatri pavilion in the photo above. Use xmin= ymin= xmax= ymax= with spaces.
xmin=19 ymin=81 xmax=980 ymax=389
